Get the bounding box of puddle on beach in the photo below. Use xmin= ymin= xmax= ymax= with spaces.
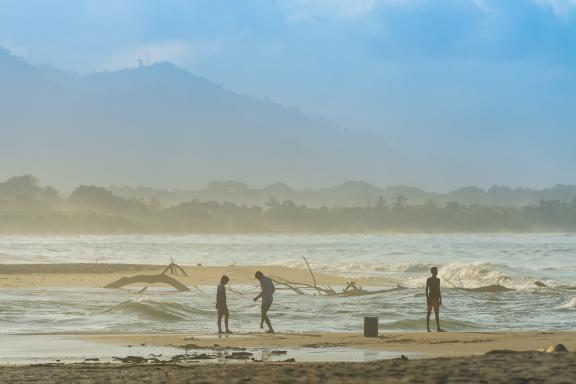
xmin=0 ymin=335 xmax=415 ymax=365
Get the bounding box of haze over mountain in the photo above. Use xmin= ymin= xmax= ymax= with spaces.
xmin=1 ymin=47 xmax=425 ymax=190
xmin=1 ymin=44 xmax=574 ymax=192
xmin=2 ymin=1 xmax=576 ymax=191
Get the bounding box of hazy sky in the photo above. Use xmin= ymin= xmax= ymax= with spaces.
xmin=1 ymin=0 xmax=575 ymax=188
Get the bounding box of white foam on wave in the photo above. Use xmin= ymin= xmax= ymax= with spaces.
xmin=276 ymin=259 xmax=514 ymax=288
xmin=438 ymin=262 xmax=511 ymax=288
xmin=403 ymin=262 xmax=554 ymax=289
xmin=267 ymin=259 xmax=567 ymax=290
xmin=559 ymin=298 xmax=576 ymax=310
xmin=266 ymin=259 xmax=433 ymax=276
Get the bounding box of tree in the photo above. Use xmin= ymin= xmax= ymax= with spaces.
xmin=391 ymin=194 xmax=408 ymax=210
xmin=0 ymin=175 xmax=41 ymax=200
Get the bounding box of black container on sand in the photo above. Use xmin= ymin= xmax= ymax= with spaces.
xmin=364 ymin=317 xmax=378 ymax=337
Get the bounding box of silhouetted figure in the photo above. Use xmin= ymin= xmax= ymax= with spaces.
xmin=216 ymin=275 xmax=232 ymax=334
xmin=253 ymin=271 xmax=275 ymax=333
xmin=426 ymin=267 xmax=445 ymax=332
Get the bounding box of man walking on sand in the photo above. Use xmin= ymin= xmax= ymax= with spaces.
xmin=426 ymin=267 xmax=445 ymax=332
xmin=216 ymin=275 xmax=232 ymax=334
xmin=253 ymin=271 xmax=275 ymax=333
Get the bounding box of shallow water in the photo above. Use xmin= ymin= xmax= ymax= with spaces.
xmin=0 ymin=335 xmax=411 ymax=364
xmin=0 ymin=234 xmax=575 ymax=334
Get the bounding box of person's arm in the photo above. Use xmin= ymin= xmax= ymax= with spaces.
xmin=216 ymin=286 xmax=224 ymax=308
xmin=425 ymin=280 xmax=430 ymax=303
xmin=438 ymin=280 xmax=442 ymax=306
xmin=254 ymin=281 xmax=263 ymax=301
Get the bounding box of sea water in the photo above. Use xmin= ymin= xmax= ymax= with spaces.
xmin=0 ymin=234 xmax=575 ymax=335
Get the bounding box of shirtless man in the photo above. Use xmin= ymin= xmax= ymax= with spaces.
xmin=426 ymin=267 xmax=445 ymax=332
xmin=253 ymin=271 xmax=275 ymax=333
xmin=216 ymin=275 xmax=232 ymax=334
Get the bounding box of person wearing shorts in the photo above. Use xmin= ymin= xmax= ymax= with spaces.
xmin=426 ymin=267 xmax=445 ymax=332
xmin=253 ymin=271 xmax=275 ymax=333
xmin=216 ymin=275 xmax=232 ymax=334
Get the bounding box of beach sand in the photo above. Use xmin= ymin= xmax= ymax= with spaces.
xmin=0 ymin=263 xmax=384 ymax=289
xmin=1 ymin=351 xmax=575 ymax=383
xmin=86 ymin=331 xmax=576 ymax=358
xmin=2 ymin=263 xmax=575 ymax=382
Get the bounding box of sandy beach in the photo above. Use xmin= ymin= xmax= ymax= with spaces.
xmin=84 ymin=331 xmax=576 ymax=358
xmin=1 ymin=331 xmax=576 ymax=383
xmin=0 ymin=263 xmax=384 ymax=289
xmin=2 ymin=262 xmax=576 ymax=382
xmin=1 ymin=350 xmax=575 ymax=383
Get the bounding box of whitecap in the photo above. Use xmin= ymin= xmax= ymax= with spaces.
xmin=559 ymin=298 xmax=576 ymax=310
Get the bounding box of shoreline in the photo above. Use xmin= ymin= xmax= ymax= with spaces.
xmin=1 ymin=331 xmax=574 ymax=361
xmin=0 ymin=263 xmax=388 ymax=289
xmin=1 ymin=332 xmax=575 ymax=383
xmin=83 ymin=331 xmax=576 ymax=358
xmin=2 ymin=351 xmax=574 ymax=384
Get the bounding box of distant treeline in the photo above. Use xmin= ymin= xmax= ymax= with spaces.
xmin=1 ymin=175 xmax=576 ymax=234
xmin=109 ymin=181 xmax=576 ymax=208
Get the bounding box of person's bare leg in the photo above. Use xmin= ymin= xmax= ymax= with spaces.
xmin=264 ymin=314 xmax=274 ymax=333
xmin=435 ymin=307 xmax=445 ymax=332
xmin=217 ymin=312 xmax=223 ymax=334
xmin=260 ymin=313 xmax=264 ymax=329
xmin=426 ymin=309 xmax=432 ymax=332
xmin=225 ymin=314 xmax=232 ymax=333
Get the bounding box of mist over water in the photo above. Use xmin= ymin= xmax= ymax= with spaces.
xmin=0 ymin=234 xmax=575 ymax=334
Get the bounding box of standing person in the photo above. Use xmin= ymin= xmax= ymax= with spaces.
xmin=426 ymin=267 xmax=445 ymax=332
xmin=253 ymin=271 xmax=275 ymax=333
xmin=216 ymin=275 xmax=232 ymax=334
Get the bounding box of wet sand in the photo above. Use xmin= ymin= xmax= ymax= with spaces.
xmin=1 ymin=351 xmax=575 ymax=383
xmin=2 ymin=264 xmax=575 ymax=382
xmin=86 ymin=331 xmax=576 ymax=358
xmin=0 ymin=263 xmax=384 ymax=289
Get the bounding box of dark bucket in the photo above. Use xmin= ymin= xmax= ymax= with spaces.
xmin=364 ymin=316 xmax=379 ymax=337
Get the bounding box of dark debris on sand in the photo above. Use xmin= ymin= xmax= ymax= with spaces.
xmin=1 ymin=351 xmax=576 ymax=383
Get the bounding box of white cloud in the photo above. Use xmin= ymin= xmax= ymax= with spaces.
xmin=282 ymin=0 xmax=500 ymax=21
xmin=98 ymin=41 xmax=221 ymax=71
xmin=282 ymin=0 xmax=418 ymax=21
xmin=532 ymin=0 xmax=576 ymax=16
xmin=339 ymin=0 xmax=379 ymax=16
xmin=468 ymin=0 xmax=490 ymax=11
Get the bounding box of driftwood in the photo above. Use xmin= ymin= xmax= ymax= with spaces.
xmin=456 ymin=284 xmax=515 ymax=293
xmin=303 ymin=256 xmax=323 ymax=295
xmin=441 ymin=274 xmax=460 ymax=289
xmin=339 ymin=285 xmax=407 ymax=297
xmin=104 ymin=274 xmax=190 ymax=292
xmin=297 ymin=257 xmax=404 ymax=297
xmin=442 ymin=274 xmax=515 ymax=293
xmin=271 ymin=276 xmax=337 ymax=295
xmin=161 ymin=259 xmax=188 ymax=276
xmin=270 ymin=277 xmax=306 ymax=295
xmin=270 ymin=274 xmax=403 ymax=297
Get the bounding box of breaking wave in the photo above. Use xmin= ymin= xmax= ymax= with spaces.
xmin=102 ymin=299 xmax=211 ymax=322
xmin=270 ymin=258 xmax=566 ymax=290
xmin=404 ymin=262 xmax=559 ymax=290
xmin=559 ymin=298 xmax=576 ymax=310
xmin=269 ymin=260 xmax=434 ymax=275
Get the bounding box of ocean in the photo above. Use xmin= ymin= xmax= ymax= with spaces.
xmin=0 ymin=234 xmax=575 ymax=335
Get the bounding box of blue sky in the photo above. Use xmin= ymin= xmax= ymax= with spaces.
xmin=1 ymin=0 xmax=575 ymax=187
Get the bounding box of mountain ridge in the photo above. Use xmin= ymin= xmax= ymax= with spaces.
xmin=0 ymin=47 xmax=423 ymax=190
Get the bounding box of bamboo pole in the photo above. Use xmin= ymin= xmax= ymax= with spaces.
xmin=303 ymin=256 xmax=323 ymax=295
xmin=441 ymin=274 xmax=459 ymax=289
